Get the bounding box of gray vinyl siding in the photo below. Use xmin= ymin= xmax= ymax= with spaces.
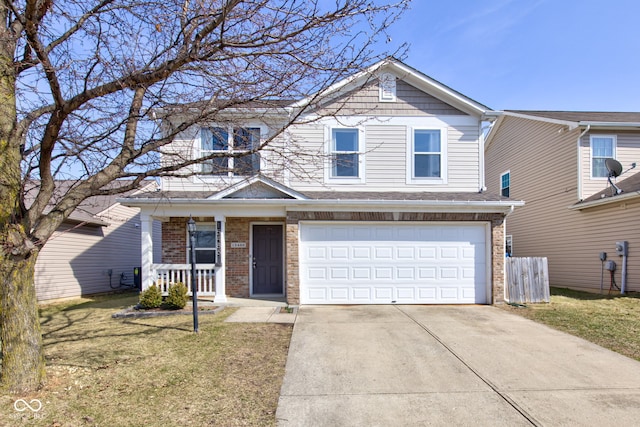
xmin=34 ymin=204 xmax=161 ymax=302
xmin=287 ymin=124 xmax=326 ymax=187
xmin=288 ymin=121 xmax=481 ymax=192
xmin=318 ymin=79 xmax=466 ymax=117
xmin=486 ymin=116 xmax=640 ymax=293
xmin=580 ymin=131 xmax=640 ymax=199
xmin=365 ymin=125 xmax=407 ymax=187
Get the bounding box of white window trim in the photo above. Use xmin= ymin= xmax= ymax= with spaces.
xmin=197 ymin=124 xmax=267 ymax=179
xmin=186 ymin=222 xmax=217 ymax=264
xmin=500 ymin=170 xmax=510 ymax=198
xmin=324 ymin=126 xmax=366 ymax=184
xmin=406 ymin=127 xmax=448 ymax=185
xmin=589 ymin=134 xmax=617 ymax=180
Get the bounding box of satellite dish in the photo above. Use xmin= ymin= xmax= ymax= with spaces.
xmin=605 ymin=158 xmax=623 ymax=178
xmin=605 ymin=158 xmax=623 ymax=196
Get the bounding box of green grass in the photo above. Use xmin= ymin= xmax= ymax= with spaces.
xmin=0 ymin=293 xmax=292 ymax=426
xmin=502 ymin=287 xmax=640 ymax=361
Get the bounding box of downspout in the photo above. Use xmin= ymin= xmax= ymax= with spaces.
xmin=479 ymin=120 xmax=495 ymax=192
xmin=577 ymin=125 xmax=591 ymax=200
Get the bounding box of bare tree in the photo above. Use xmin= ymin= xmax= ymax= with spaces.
xmin=0 ymin=0 xmax=408 ymax=392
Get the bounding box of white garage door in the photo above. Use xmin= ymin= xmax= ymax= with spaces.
xmin=299 ymin=222 xmax=488 ymax=305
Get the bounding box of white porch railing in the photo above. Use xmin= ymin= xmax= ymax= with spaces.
xmin=150 ymin=264 xmax=216 ymax=296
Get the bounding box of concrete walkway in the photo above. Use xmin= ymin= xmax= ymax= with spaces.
xmin=276 ymin=305 xmax=640 ymax=426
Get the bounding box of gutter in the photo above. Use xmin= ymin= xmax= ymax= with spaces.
xmin=569 ymin=190 xmax=640 ymax=211
xmin=119 ymin=197 xmax=525 ymax=214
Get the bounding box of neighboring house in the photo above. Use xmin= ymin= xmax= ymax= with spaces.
xmin=33 ymin=180 xmax=160 ymax=302
xmin=485 ymin=111 xmax=640 ymax=294
xmin=122 ymin=58 xmax=522 ymax=305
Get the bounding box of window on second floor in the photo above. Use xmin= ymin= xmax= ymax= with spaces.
xmin=330 ymin=128 xmax=362 ymax=180
xmin=408 ymin=128 xmax=447 ymax=184
xmin=500 ymin=171 xmax=510 ymax=197
xmin=200 ymin=126 xmax=261 ymax=176
xmin=590 ymin=135 xmax=616 ymax=178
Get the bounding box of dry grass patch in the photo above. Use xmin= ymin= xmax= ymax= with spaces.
xmin=501 ymin=287 xmax=640 ymax=361
xmin=0 ymin=293 xmax=292 ymax=426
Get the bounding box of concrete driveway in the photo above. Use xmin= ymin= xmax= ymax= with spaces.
xmin=276 ymin=305 xmax=640 ymax=426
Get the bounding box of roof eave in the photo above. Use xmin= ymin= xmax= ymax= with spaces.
xmin=120 ymin=197 xmax=524 ymax=214
xmin=569 ymin=191 xmax=640 ymax=210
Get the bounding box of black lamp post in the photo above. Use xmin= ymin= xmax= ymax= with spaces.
xmin=187 ymin=216 xmax=199 ymax=333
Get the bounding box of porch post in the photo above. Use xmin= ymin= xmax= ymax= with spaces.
xmin=214 ymin=215 xmax=227 ymax=303
xmin=140 ymin=212 xmax=153 ymax=291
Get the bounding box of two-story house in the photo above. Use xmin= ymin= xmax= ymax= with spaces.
xmin=122 ymin=58 xmax=523 ymax=305
xmin=485 ymin=111 xmax=640 ymax=294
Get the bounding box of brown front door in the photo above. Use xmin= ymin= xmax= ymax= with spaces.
xmin=252 ymin=224 xmax=284 ymax=295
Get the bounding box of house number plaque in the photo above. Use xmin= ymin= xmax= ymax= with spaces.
xmin=231 ymin=242 xmax=246 ymax=249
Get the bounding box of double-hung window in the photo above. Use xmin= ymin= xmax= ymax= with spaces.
xmin=200 ymin=126 xmax=261 ymax=176
xmin=500 ymin=171 xmax=510 ymax=197
xmin=330 ymin=128 xmax=361 ymax=179
xmin=187 ymin=224 xmax=217 ymax=264
xmin=590 ymin=135 xmax=616 ymax=178
xmin=409 ymin=128 xmax=446 ymax=183
xmin=201 ymin=127 xmax=229 ymax=175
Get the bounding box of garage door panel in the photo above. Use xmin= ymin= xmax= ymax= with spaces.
xmin=299 ymin=222 xmax=487 ymax=305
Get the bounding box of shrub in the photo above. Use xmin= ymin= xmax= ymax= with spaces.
xmin=138 ymin=284 xmax=162 ymax=309
xmin=164 ymin=282 xmax=188 ymax=310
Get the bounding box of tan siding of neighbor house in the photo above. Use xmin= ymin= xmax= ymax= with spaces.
xmin=35 ymin=203 xmax=148 ymax=302
xmin=580 ymin=131 xmax=640 ymax=199
xmin=318 ymin=79 xmax=467 ymax=116
xmin=486 ymin=116 xmax=640 ymax=293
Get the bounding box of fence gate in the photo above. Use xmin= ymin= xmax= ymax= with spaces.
xmin=505 ymin=257 xmax=550 ymax=303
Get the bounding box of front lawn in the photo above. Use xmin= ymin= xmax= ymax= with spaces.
xmin=501 ymin=287 xmax=640 ymax=361
xmin=0 ymin=293 xmax=292 ymax=426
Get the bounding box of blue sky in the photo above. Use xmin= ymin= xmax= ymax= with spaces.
xmin=385 ymin=0 xmax=640 ymax=112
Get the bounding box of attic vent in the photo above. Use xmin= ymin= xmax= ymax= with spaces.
xmin=378 ymin=72 xmax=396 ymax=102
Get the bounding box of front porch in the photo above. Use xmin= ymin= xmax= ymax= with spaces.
xmin=140 ymin=214 xmax=288 ymax=304
xmin=151 ymin=263 xmax=217 ymax=296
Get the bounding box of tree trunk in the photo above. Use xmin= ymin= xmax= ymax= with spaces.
xmin=0 ymin=246 xmax=45 ymax=393
xmin=0 ymin=8 xmax=44 ymax=393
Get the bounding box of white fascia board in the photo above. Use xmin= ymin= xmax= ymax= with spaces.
xmin=120 ymin=197 xmax=524 ymax=215
xmin=390 ymin=61 xmax=490 ymax=117
xmin=578 ymin=121 xmax=640 ymax=129
xmin=291 ymin=61 xmax=386 ymax=109
xmin=569 ymin=191 xmax=640 ymax=210
xmin=501 ymin=111 xmax=580 ymax=129
xmin=209 ymin=175 xmax=308 ymax=200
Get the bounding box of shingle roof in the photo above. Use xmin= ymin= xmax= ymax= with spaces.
xmin=25 ymin=180 xmax=155 ymax=225
xmin=128 ymin=189 xmax=511 ymax=203
xmin=302 ymin=191 xmax=510 ymax=202
xmin=507 ymin=110 xmax=640 ymax=123
xmin=578 ymin=171 xmax=640 ymax=204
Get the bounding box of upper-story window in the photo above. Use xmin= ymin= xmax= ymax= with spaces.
xmin=590 ymin=135 xmax=616 ymax=178
xmin=329 ymin=128 xmax=364 ymax=182
xmin=500 ymin=171 xmax=510 ymax=197
xmin=200 ymin=126 xmax=261 ymax=176
xmin=408 ymin=128 xmax=447 ymax=184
